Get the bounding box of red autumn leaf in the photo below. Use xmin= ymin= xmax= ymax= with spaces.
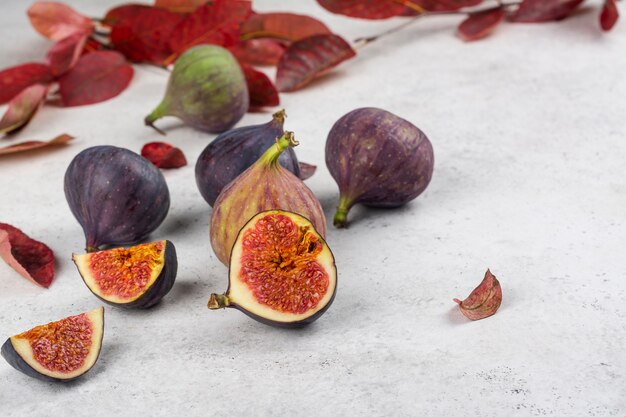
xmin=242 ymin=12 xmax=331 ymax=41
xmin=58 ymin=51 xmax=134 ymax=107
xmin=0 ymin=84 xmax=49 ymax=135
xmin=276 ymin=34 xmax=356 ymax=92
xmin=230 ymin=39 xmax=287 ymax=66
xmin=0 ymin=63 xmax=53 ymax=105
xmin=402 ymin=0 xmax=481 ymax=14
xmin=46 ymin=32 xmax=88 ymax=76
xmin=458 ymin=8 xmax=505 ymax=41
xmin=0 ymin=223 xmax=55 ymax=288
xmin=509 ymin=0 xmax=584 ymax=23
xmin=27 ymin=1 xmax=94 ymax=41
xmin=240 ymin=64 xmax=280 ymax=109
xmin=600 ymin=0 xmax=619 ymax=31
xmin=298 ymin=162 xmax=317 ymax=180
xmin=107 ymin=5 xmax=185 ymax=64
xmin=154 ymin=0 xmax=207 ymax=13
xmin=0 ymin=134 xmax=73 ymax=156
xmin=454 ymin=269 xmax=502 ymax=321
xmin=317 ymin=0 xmax=409 ymax=19
xmin=168 ymin=0 xmax=252 ymax=59
xmin=141 ymin=142 xmax=187 ymax=169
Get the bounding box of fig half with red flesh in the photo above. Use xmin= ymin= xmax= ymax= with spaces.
xmin=209 ymin=210 xmax=336 ymax=327
xmin=1 ymin=307 xmax=104 ymax=382
xmin=72 ymin=240 xmax=177 ymax=309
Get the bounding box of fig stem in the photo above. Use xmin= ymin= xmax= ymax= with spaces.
xmin=144 ymin=103 xmax=167 ymax=136
xmin=272 ymin=109 xmax=286 ymax=125
xmin=208 ymin=293 xmax=230 ymax=309
xmin=333 ymin=196 xmax=352 ymax=228
xmin=259 ymin=131 xmax=299 ymax=167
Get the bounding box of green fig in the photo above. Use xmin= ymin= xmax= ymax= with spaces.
xmin=145 ymin=45 xmax=249 ymax=134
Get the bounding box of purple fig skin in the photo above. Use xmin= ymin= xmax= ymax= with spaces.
xmin=64 ymin=146 xmax=170 ymax=252
xmin=195 ymin=110 xmax=301 ymax=207
xmin=325 ymin=107 xmax=434 ymax=228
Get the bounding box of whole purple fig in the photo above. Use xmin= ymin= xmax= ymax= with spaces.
xmin=325 ymin=107 xmax=434 ymax=228
xmin=64 ymin=145 xmax=170 ymax=252
xmin=195 ymin=110 xmax=304 ymax=207
xmin=144 ymin=45 xmax=248 ymax=134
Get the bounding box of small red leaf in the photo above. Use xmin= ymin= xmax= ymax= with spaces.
xmin=46 ymin=32 xmax=88 ymax=76
xmin=0 ymin=84 xmax=48 ymax=135
xmin=230 ymin=39 xmax=287 ymax=66
xmin=458 ymin=8 xmax=505 ymax=41
xmin=317 ymin=0 xmax=408 ymax=19
xmin=58 ymin=51 xmax=134 ymax=107
xmin=0 ymin=63 xmax=53 ymax=105
xmin=141 ymin=142 xmax=187 ymax=169
xmin=454 ymin=269 xmax=502 ymax=321
xmin=27 ymin=1 xmax=94 ymax=41
xmin=600 ymin=0 xmax=619 ymax=31
xmin=168 ymin=0 xmax=252 ymax=58
xmin=242 ymin=12 xmax=331 ymax=41
xmin=240 ymin=64 xmax=279 ymax=109
xmin=509 ymin=0 xmax=584 ymax=23
xmin=0 ymin=134 xmax=73 ymax=156
xmin=276 ymin=34 xmax=356 ymax=92
xmin=0 ymin=223 xmax=55 ymax=288
xmin=154 ymin=0 xmax=207 ymax=13
xmin=107 ymin=5 xmax=185 ymax=64
xmin=298 ymin=162 xmax=317 ymax=180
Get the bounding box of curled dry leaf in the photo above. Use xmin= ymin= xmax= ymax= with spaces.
xmin=141 ymin=141 xmax=187 ymax=169
xmin=0 ymin=134 xmax=73 ymax=156
xmin=230 ymin=39 xmax=286 ymax=66
xmin=317 ymin=0 xmax=409 ymax=19
xmin=154 ymin=0 xmax=207 ymax=13
xmin=458 ymin=8 xmax=505 ymax=42
xmin=0 ymin=223 xmax=55 ymax=288
xmin=600 ymin=0 xmax=619 ymax=31
xmin=454 ymin=269 xmax=502 ymax=321
xmin=509 ymin=0 xmax=584 ymax=23
xmin=240 ymin=64 xmax=280 ymax=109
xmin=276 ymin=34 xmax=356 ymax=92
xmin=58 ymin=51 xmax=134 ymax=107
xmin=242 ymin=12 xmax=331 ymax=41
xmin=46 ymin=32 xmax=88 ymax=76
xmin=27 ymin=1 xmax=94 ymax=41
xmin=0 ymin=63 xmax=53 ymax=105
xmin=0 ymin=84 xmax=49 ymax=135
xmin=298 ymin=162 xmax=317 ymax=180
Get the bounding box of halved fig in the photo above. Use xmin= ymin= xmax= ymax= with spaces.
xmin=209 ymin=210 xmax=337 ymax=327
xmin=1 ymin=307 xmax=104 ymax=382
xmin=72 ymin=240 xmax=177 ymax=309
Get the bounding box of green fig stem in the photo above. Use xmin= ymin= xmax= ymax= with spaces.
xmin=333 ymin=196 xmax=352 ymax=228
xmin=208 ymin=293 xmax=230 ymax=309
xmin=259 ymin=131 xmax=299 ymax=167
xmin=272 ymin=109 xmax=286 ymax=125
xmin=144 ymin=103 xmax=167 ymax=135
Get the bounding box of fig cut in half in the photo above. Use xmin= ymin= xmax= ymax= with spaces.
xmin=209 ymin=210 xmax=337 ymax=327
xmin=72 ymin=240 xmax=177 ymax=309
xmin=1 ymin=307 xmax=104 ymax=382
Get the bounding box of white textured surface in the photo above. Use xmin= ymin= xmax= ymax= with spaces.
xmin=1 ymin=1 xmax=625 ymax=416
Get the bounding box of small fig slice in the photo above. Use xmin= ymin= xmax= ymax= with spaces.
xmin=1 ymin=307 xmax=104 ymax=382
xmin=209 ymin=210 xmax=336 ymax=327
xmin=72 ymin=240 xmax=177 ymax=309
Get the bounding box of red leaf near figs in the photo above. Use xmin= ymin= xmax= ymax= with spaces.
xmin=241 ymin=64 xmax=280 ymax=109
xmin=0 ymin=134 xmax=73 ymax=156
xmin=58 ymin=51 xmax=134 ymax=107
xmin=168 ymin=0 xmax=252 ymax=60
xmin=154 ymin=0 xmax=207 ymax=13
xmin=0 ymin=84 xmax=49 ymax=135
xmin=458 ymin=8 xmax=505 ymax=42
xmin=0 ymin=63 xmax=53 ymax=105
xmin=141 ymin=142 xmax=187 ymax=169
xmin=454 ymin=269 xmax=502 ymax=321
xmin=0 ymin=223 xmax=55 ymax=288
xmin=298 ymin=162 xmax=317 ymax=180
xmin=276 ymin=34 xmax=356 ymax=92
xmin=230 ymin=39 xmax=287 ymax=66
xmin=242 ymin=12 xmax=331 ymax=42
xmin=27 ymin=1 xmax=94 ymax=41
xmin=509 ymin=0 xmax=584 ymax=23
xmin=316 ymin=0 xmax=409 ymax=19
xmin=107 ymin=5 xmax=185 ymax=65
xmin=600 ymin=0 xmax=619 ymax=31
xmin=46 ymin=32 xmax=88 ymax=76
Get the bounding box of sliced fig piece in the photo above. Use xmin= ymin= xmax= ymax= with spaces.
xmin=1 ymin=307 xmax=104 ymax=382
xmin=72 ymin=240 xmax=177 ymax=309
xmin=209 ymin=210 xmax=337 ymax=327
